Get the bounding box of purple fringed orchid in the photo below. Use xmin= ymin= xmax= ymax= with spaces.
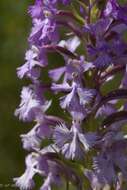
xmin=53 ymin=121 xmax=97 ymax=160
xmin=17 ymin=46 xmax=42 ymax=79
xmin=15 ymin=0 xmax=127 ymax=189
xmin=13 ymin=153 xmax=38 ymax=190
xmin=15 ymin=84 xmax=51 ymax=122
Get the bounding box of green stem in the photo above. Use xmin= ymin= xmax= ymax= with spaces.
xmin=88 ymin=0 xmax=91 ymax=24
xmin=71 ymin=3 xmax=85 ymax=25
xmin=66 ymin=180 xmax=69 ymax=190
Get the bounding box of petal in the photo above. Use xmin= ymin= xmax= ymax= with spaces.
xmin=14 ymin=168 xmax=35 ymax=190
xmin=40 ymin=173 xmax=52 ymax=190
xmin=14 ymin=154 xmax=37 ymax=190
xmin=94 ymin=53 xmax=112 ymax=68
xmin=58 ymin=36 xmax=80 ymax=53
xmin=60 ymin=84 xmax=76 ymax=108
xmin=20 ymin=125 xmax=41 ymax=151
xmin=77 ymin=88 xmax=96 ymax=106
xmin=93 ymin=153 xmax=117 ymax=184
xmin=49 ymin=66 xmax=65 ymax=82
xmin=51 ymin=82 xmax=71 ymax=92
xmin=62 ymin=131 xmax=84 ymax=160
xmin=53 ymin=123 xmax=72 ymax=148
xmin=85 ymin=169 xmax=103 ymax=190
xmin=78 ymin=132 xmax=97 ymax=151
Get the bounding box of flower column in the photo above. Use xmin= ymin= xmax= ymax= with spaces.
xmin=14 ymin=1 xmax=127 ymax=190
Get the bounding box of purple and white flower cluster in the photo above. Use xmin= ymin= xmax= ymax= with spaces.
xmin=14 ymin=0 xmax=127 ymax=189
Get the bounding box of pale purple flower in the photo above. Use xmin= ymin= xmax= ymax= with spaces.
xmin=17 ymin=47 xmax=41 ymax=79
xmin=87 ymin=40 xmax=112 ymax=68
xmin=49 ymin=66 xmax=66 ymax=82
xmin=49 ymin=57 xmax=93 ymax=83
xmin=15 ymin=85 xmax=51 ymax=121
xmin=13 ymin=154 xmax=37 ymax=190
xmin=93 ymin=153 xmax=117 ymax=185
xmin=29 ymin=17 xmax=59 ymax=45
xmin=20 ymin=125 xmax=41 ymax=151
xmin=58 ymin=36 xmax=80 ymax=53
xmin=20 ymin=114 xmax=64 ymax=151
xmin=84 ymin=18 xmax=112 ymax=39
xmin=53 ymin=122 xmax=72 ymax=148
xmin=40 ymin=173 xmax=52 ymax=190
xmin=104 ymin=0 xmax=127 ymax=24
xmin=58 ymin=81 xmax=97 ymax=120
xmin=40 ymin=161 xmax=62 ymax=190
xmin=96 ymin=103 xmax=116 ymax=117
xmin=15 ymin=0 xmax=127 ymax=189
xmin=28 ymin=0 xmax=43 ymax=18
xmin=54 ymin=122 xmax=97 ymax=160
xmin=85 ymin=169 xmax=103 ymax=190
xmin=94 ymin=53 xmax=112 ymax=68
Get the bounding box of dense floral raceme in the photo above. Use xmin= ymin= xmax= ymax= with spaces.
xmin=14 ymin=0 xmax=127 ymax=189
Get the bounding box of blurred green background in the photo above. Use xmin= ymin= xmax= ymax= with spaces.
xmin=0 ymin=0 xmax=33 ymax=188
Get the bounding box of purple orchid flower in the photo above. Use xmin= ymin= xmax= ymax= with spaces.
xmin=15 ymin=84 xmax=51 ymax=121
xmin=13 ymin=154 xmax=38 ymax=190
xmin=54 ymin=121 xmax=97 ymax=160
xmin=15 ymin=0 xmax=127 ymax=189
